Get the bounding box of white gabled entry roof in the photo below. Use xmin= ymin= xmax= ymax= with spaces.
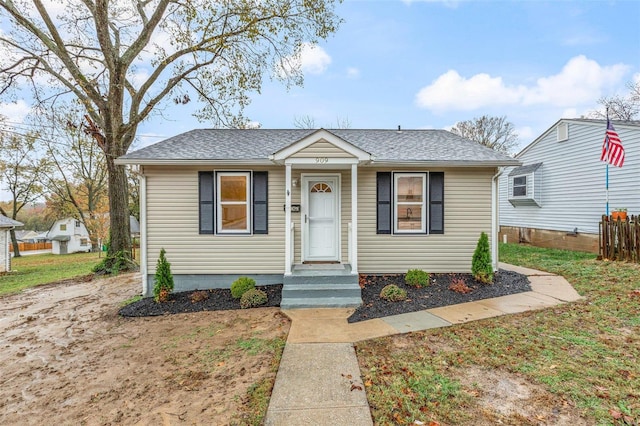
xmin=270 ymin=129 xmax=373 ymax=163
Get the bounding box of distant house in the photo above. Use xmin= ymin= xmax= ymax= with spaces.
xmin=1 ymin=215 xmax=23 ymax=272
xmin=15 ymin=230 xmax=49 ymax=243
xmin=46 ymin=218 xmax=92 ymax=254
xmin=499 ymin=118 xmax=640 ymax=253
xmin=117 ymin=128 xmax=519 ymax=306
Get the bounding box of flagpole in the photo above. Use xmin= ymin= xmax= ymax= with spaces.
xmin=605 ymin=108 xmax=610 ymax=217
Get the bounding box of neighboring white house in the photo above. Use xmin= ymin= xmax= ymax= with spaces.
xmin=1 ymin=215 xmax=23 ymax=272
xmin=499 ymin=118 xmax=640 ymax=253
xmin=46 ymin=218 xmax=92 ymax=254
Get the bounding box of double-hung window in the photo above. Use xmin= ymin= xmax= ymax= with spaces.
xmin=512 ymin=175 xmax=527 ymax=197
xmin=394 ymin=173 xmax=426 ymax=233
xmin=199 ymin=171 xmax=268 ymax=235
xmin=377 ymin=171 xmax=444 ymax=235
xmin=217 ymin=172 xmax=250 ymax=233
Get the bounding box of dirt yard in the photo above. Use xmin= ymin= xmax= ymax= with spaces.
xmin=0 ymin=274 xmax=290 ymax=425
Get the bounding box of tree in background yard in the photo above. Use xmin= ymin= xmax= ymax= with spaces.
xmin=0 ymin=131 xmax=50 ymax=257
xmin=0 ymin=0 xmax=342 ymax=272
xmin=450 ymin=115 xmax=519 ymax=155
xmin=589 ymin=80 xmax=640 ymax=121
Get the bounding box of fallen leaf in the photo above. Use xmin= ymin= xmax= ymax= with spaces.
xmin=364 ymin=380 xmax=373 ymax=387
xmin=342 ymin=373 xmax=353 ymax=379
xmin=610 ymin=409 xmax=623 ymax=420
xmin=350 ymin=384 xmax=363 ymax=391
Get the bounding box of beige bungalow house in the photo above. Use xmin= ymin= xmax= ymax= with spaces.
xmin=117 ymin=129 xmax=520 ymax=308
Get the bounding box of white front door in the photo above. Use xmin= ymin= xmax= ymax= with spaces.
xmin=303 ymin=175 xmax=340 ymax=261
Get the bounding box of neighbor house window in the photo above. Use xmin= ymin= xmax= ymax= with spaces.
xmin=512 ymin=176 xmax=527 ymax=197
xmin=80 ymin=238 xmax=88 ymax=246
xmin=394 ymin=173 xmax=426 ymax=233
xmin=217 ymin=172 xmax=250 ymax=233
xmin=75 ymin=220 xmax=81 ymax=228
xmin=60 ymin=224 xmax=67 ymax=231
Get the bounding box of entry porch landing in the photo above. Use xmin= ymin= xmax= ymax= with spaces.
xmin=280 ymin=264 xmax=361 ymax=309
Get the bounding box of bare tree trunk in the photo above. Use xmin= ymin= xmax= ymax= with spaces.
xmin=9 ymin=229 xmax=21 ymax=258
xmin=105 ymin=155 xmax=132 ymax=261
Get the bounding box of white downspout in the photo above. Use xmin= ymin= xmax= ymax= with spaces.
xmin=284 ymin=163 xmax=292 ymax=275
xmin=139 ymin=168 xmax=148 ymax=296
xmin=350 ymin=163 xmax=358 ymax=274
xmin=492 ymin=168 xmax=503 ymax=272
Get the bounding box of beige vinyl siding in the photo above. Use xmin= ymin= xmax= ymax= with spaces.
xmin=144 ymin=165 xmax=285 ymax=275
xmin=357 ymin=167 xmax=495 ymax=273
xmin=290 ymin=141 xmax=356 ymax=158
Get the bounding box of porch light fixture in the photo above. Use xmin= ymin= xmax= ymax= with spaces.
xmin=292 ymin=178 xmax=299 ymax=187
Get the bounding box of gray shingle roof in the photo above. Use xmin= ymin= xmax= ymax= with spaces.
xmin=0 ymin=215 xmax=23 ymax=228
xmin=508 ymin=162 xmax=543 ymax=176
xmin=119 ymin=129 xmax=519 ymax=165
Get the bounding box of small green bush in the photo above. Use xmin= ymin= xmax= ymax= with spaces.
xmin=231 ymin=277 xmax=256 ymax=299
xmin=405 ymin=269 xmax=430 ymax=287
xmin=153 ymin=248 xmax=174 ymax=302
xmin=380 ymin=284 xmax=407 ymax=302
xmin=240 ymin=288 xmax=268 ymax=308
xmin=472 ymin=231 xmax=494 ymax=284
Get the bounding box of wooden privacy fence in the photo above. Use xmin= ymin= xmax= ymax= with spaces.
xmin=599 ymin=215 xmax=640 ymax=262
xmin=8 ymin=242 xmax=52 ymax=252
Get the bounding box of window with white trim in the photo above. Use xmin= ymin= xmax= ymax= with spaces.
xmin=217 ymin=172 xmax=250 ymax=233
xmin=512 ymin=175 xmax=527 ymax=197
xmin=394 ymin=173 xmax=427 ymax=233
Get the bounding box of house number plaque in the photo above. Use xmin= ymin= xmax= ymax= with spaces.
xmin=315 ymin=157 xmax=328 ymax=164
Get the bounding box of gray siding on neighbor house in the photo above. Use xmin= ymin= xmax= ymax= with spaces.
xmin=499 ymin=120 xmax=640 ymax=235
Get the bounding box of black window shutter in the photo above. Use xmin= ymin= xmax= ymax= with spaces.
xmin=199 ymin=172 xmax=214 ymax=234
xmin=429 ymin=172 xmax=444 ymax=234
xmin=376 ymin=172 xmax=392 ymax=234
xmin=253 ymin=171 xmax=268 ymax=234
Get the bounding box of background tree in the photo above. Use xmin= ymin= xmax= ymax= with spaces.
xmin=0 ymin=131 xmax=49 ymax=257
xmin=450 ymin=115 xmax=519 ymax=155
xmin=293 ymin=114 xmax=352 ymax=129
xmin=589 ymin=80 xmax=640 ymax=120
xmin=38 ymin=108 xmax=109 ymax=250
xmin=0 ymin=0 xmax=341 ymax=271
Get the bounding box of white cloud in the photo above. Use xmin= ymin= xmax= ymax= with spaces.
xmin=276 ymin=43 xmax=332 ymax=78
xmin=346 ymin=67 xmax=360 ymax=79
xmin=415 ymin=55 xmax=630 ymax=112
xmin=0 ymin=100 xmax=31 ymax=125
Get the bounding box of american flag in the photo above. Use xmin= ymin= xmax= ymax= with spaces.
xmin=600 ymin=119 xmax=625 ymax=168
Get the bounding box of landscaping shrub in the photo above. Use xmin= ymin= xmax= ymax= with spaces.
xmin=240 ymin=288 xmax=268 ymax=308
xmin=231 ymin=277 xmax=256 ymax=299
xmin=472 ymin=232 xmax=494 ymax=284
xmin=380 ymin=284 xmax=407 ymax=302
xmin=153 ymin=248 xmax=174 ymax=302
xmin=190 ymin=290 xmax=209 ymax=303
xmin=405 ymin=269 xmax=430 ymax=287
xmin=449 ymin=278 xmax=472 ymax=294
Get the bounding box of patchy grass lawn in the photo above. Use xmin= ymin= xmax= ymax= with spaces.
xmin=0 ymin=252 xmax=101 ymax=296
xmin=357 ymin=243 xmax=640 ymax=425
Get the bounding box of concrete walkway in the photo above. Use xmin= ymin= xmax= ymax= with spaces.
xmin=265 ymin=264 xmax=582 ymax=425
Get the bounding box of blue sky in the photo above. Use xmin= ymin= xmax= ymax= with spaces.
xmin=1 ymin=0 xmax=639 ymax=155
xmin=129 ymin=0 xmax=640 ymax=152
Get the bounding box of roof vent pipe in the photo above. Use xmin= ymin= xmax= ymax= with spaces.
xmin=397 ymin=125 xmax=402 ymax=133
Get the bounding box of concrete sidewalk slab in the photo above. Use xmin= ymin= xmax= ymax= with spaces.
xmin=476 ymin=291 xmax=565 ymax=314
xmin=382 ymin=310 xmax=452 ymax=333
xmin=265 ymin=343 xmax=373 ymax=426
xmin=284 ymin=308 xmax=398 ymax=343
xmin=499 ymin=262 xmax=556 ymax=276
xmin=427 ymin=301 xmax=504 ymax=324
xmin=529 ymin=275 xmax=583 ymax=302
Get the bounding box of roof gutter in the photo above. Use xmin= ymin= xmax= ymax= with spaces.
xmin=114 ymin=158 xmax=275 ymax=166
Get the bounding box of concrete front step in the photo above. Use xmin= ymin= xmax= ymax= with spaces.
xmin=282 ymin=283 xmax=362 ymax=300
xmin=283 ymin=273 xmax=358 ymax=286
xmin=280 ymin=296 xmax=363 ymax=309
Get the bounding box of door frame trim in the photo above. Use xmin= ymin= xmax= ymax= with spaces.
xmin=301 ymin=173 xmax=341 ymax=262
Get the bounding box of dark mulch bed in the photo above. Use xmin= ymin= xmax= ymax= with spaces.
xmin=119 ymin=270 xmax=531 ymax=320
xmin=119 ymin=285 xmax=282 ymax=317
xmin=347 ymin=270 xmax=531 ymax=323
